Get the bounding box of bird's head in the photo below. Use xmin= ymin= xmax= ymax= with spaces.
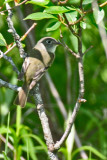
xmin=37 ymin=37 xmax=61 ymax=54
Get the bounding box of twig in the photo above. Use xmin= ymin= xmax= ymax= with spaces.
xmin=0 ymin=79 xmax=20 ymax=91
xmin=99 ymin=1 xmax=107 ymax=8
xmin=0 ymin=23 xmax=37 ymax=59
xmin=0 ymin=0 xmax=28 ymax=14
xmin=33 ymin=84 xmax=59 ymax=160
xmin=58 ymin=0 xmax=68 ymax=4
xmin=62 ymin=42 xmax=80 ymax=58
xmin=69 ymin=15 xmax=84 ymax=25
xmin=6 ymin=1 xmax=26 ymax=58
xmin=83 ymin=1 xmax=107 ymax=14
xmin=63 ymin=13 xmax=79 ymax=38
xmin=0 ymin=50 xmax=20 ymax=75
xmin=53 ymin=0 xmax=86 ymax=150
xmin=84 ymin=45 xmax=93 ymax=54
xmin=45 ymin=73 xmax=88 ymax=159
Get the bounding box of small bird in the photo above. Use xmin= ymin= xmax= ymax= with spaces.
xmin=14 ymin=37 xmax=61 ymax=107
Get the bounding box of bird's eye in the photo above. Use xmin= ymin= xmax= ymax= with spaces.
xmin=46 ymin=40 xmax=52 ymax=44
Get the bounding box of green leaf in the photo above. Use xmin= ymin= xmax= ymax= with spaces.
xmin=44 ymin=6 xmax=70 ymax=14
xmin=5 ymin=113 xmax=10 ymax=158
xmin=46 ymin=21 xmax=61 ymax=32
xmin=83 ymin=0 xmax=94 ymax=5
xmin=65 ymin=11 xmax=77 ymax=22
xmin=26 ymin=0 xmax=49 ymax=6
xmin=80 ymin=21 xmax=86 ymax=29
xmin=72 ymin=146 xmax=107 ymax=160
xmin=24 ymin=12 xmax=57 ymax=20
xmin=0 ymin=33 xmax=7 ymax=46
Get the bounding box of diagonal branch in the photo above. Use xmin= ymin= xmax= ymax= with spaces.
xmin=6 ymin=1 xmax=26 ymax=58
xmin=0 ymin=79 xmax=20 ymax=91
xmin=0 ymin=23 xmax=36 ymax=59
xmin=0 ymin=50 xmax=20 ymax=75
xmin=32 ymin=84 xmax=59 ymax=160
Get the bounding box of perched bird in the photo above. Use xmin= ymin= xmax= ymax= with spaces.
xmin=14 ymin=37 xmax=61 ymax=107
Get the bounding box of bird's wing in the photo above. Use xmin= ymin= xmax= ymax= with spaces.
xmin=29 ymin=66 xmax=49 ymax=90
xmin=18 ymin=57 xmax=30 ymax=80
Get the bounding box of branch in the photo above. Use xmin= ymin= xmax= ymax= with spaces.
xmin=6 ymin=1 xmax=26 ymax=58
xmin=69 ymin=15 xmax=84 ymax=26
xmin=0 ymin=0 xmax=28 ymax=14
xmin=84 ymin=45 xmax=93 ymax=54
xmin=32 ymin=84 xmax=59 ymax=160
xmin=0 ymin=23 xmax=36 ymax=59
xmin=58 ymin=0 xmax=68 ymax=4
xmin=53 ymin=0 xmax=86 ymax=150
xmin=54 ymin=99 xmax=85 ymax=149
xmin=0 ymin=50 xmax=20 ymax=75
xmin=63 ymin=13 xmax=79 ymax=39
xmin=62 ymin=42 xmax=80 ymax=58
xmin=45 ymin=73 xmax=88 ymax=159
xmin=0 ymin=79 xmax=20 ymax=91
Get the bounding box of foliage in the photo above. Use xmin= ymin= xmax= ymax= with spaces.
xmin=0 ymin=0 xmax=107 ymax=159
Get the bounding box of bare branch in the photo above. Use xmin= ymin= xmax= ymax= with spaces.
xmin=58 ymin=0 xmax=68 ymax=4
xmin=32 ymin=84 xmax=59 ymax=160
xmin=53 ymin=0 xmax=86 ymax=150
xmin=45 ymin=74 xmax=88 ymax=159
xmin=0 ymin=79 xmax=20 ymax=91
xmin=0 ymin=50 xmax=20 ymax=75
xmin=69 ymin=15 xmax=84 ymax=26
xmin=63 ymin=13 xmax=79 ymax=39
xmin=6 ymin=1 xmax=26 ymax=58
xmin=62 ymin=42 xmax=80 ymax=58
xmin=84 ymin=45 xmax=93 ymax=54
xmin=54 ymin=100 xmax=79 ymax=149
xmin=0 ymin=23 xmax=36 ymax=59
xmin=0 ymin=0 xmax=28 ymax=14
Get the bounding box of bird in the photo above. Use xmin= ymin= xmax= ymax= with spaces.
xmin=14 ymin=37 xmax=61 ymax=108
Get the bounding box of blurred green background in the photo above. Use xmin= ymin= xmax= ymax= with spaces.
xmin=0 ymin=0 xmax=107 ymax=159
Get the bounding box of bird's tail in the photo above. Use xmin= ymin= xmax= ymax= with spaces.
xmin=14 ymin=83 xmax=29 ymax=108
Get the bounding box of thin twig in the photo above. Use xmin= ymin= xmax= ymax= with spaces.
xmin=69 ymin=15 xmax=84 ymax=25
xmin=62 ymin=42 xmax=80 ymax=58
xmin=58 ymin=0 xmax=68 ymax=4
xmin=63 ymin=13 xmax=79 ymax=38
xmin=84 ymin=45 xmax=93 ymax=54
xmin=0 ymin=0 xmax=28 ymax=14
xmin=0 ymin=23 xmax=37 ymax=59
xmin=99 ymin=1 xmax=107 ymax=8
xmin=54 ymin=0 xmax=86 ymax=150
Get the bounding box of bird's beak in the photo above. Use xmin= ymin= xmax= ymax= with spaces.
xmin=56 ymin=40 xmax=63 ymax=45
